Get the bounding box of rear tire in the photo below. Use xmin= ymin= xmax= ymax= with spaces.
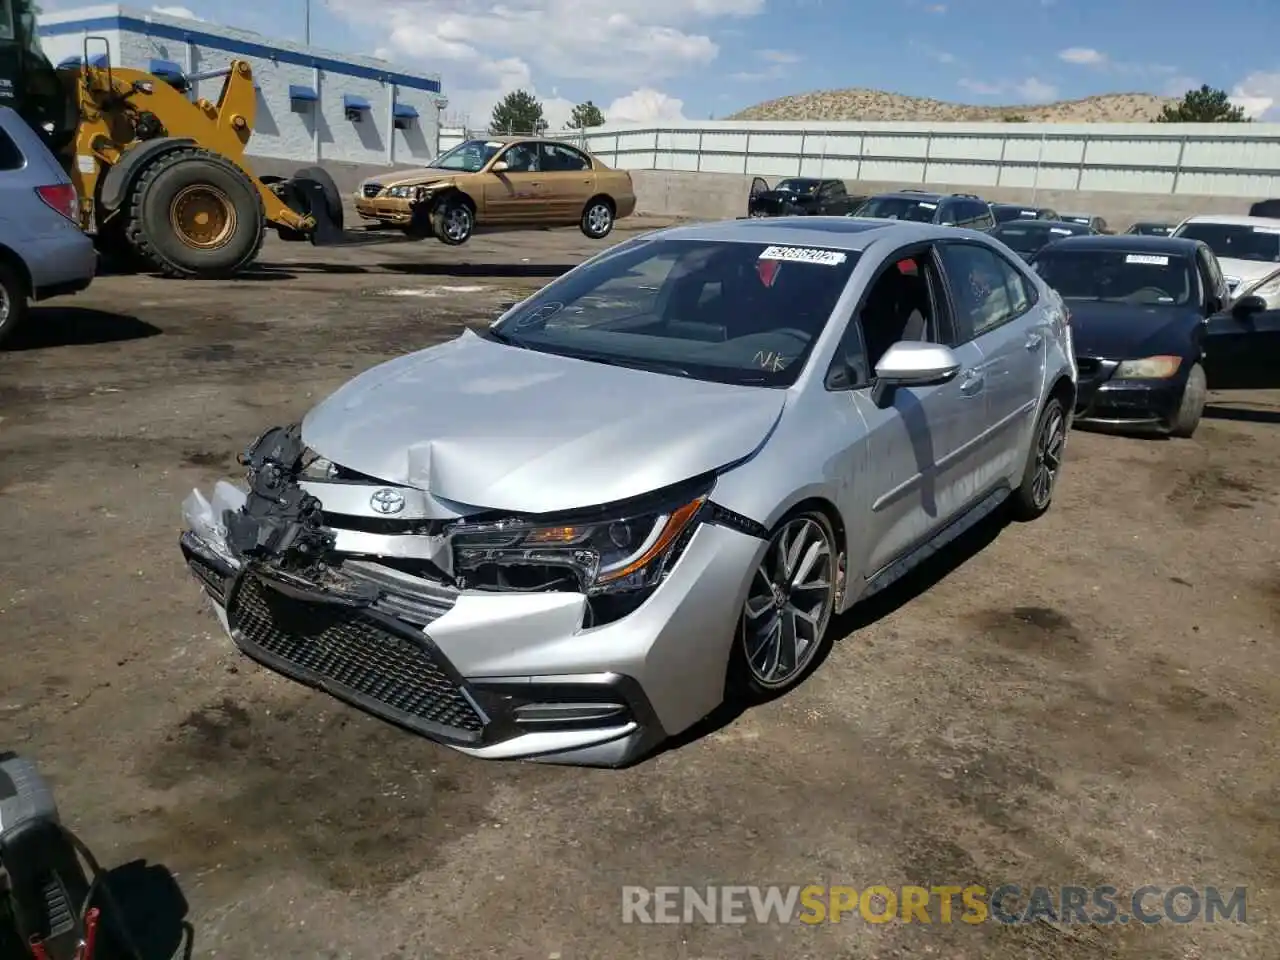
xmin=1168 ymin=362 xmax=1206 ymax=438
xmin=291 ymin=164 xmax=344 ymax=232
xmin=581 ymin=196 xmax=615 ymax=239
xmin=1009 ymin=396 xmax=1067 ymax=521
xmin=126 ymin=147 xmax=266 ymax=279
xmin=0 ymin=259 xmax=29 ymax=348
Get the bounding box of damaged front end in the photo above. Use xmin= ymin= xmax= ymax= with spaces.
xmin=179 ymin=424 xmax=490 ymax=747
xmin=177 ymin=423 xmax=743 ymax=764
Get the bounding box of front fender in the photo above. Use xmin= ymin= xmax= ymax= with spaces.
xmin=97 ymin=136 xmax=198 ymax=213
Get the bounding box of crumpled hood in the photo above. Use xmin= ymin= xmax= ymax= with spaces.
xmin=300 ymin=330 xmax=786 ymax=515
xmin=1066 ymin=301 xmax=1200 ymax=359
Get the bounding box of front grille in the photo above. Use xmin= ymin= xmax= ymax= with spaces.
xmin=229 ymin=573 xmax=486 ymax=740
xmin=362 ymin=183 xmax=382 ymax=198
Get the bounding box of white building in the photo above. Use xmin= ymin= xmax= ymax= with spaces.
xmin=36 ymin=4 xmax=446 ymax=172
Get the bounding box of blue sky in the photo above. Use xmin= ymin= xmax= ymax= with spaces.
xmin=43 ymin=0 xmax=1280 ymax=125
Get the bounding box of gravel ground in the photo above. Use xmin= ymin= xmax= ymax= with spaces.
xmin=1 ymin=220 xmax=1278 ymax=960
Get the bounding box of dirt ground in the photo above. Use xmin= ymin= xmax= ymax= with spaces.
xmin=1 ymin=218 xmax=1278 ymax=960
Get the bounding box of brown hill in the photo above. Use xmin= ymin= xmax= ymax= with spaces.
xmin=727 ymin=88 xmax=1176 ymax=123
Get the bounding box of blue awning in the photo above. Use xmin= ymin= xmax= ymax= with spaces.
xmin=148 ymin=58 xmax=185 ymax=81
xmin=288 ymin=84 xmax=318 ymax=102
xmin=343 ymin=94 xmax=371 ymax=111
xmin=56 ymin=53 xmax=109 ymax=69
xmin=393 ymin=102 xmax=419 ymax=120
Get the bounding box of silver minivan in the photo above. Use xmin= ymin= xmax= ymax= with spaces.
xmin=0 ymin=105 xmax=97 ymax=346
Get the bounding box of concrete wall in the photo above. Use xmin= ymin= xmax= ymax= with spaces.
xmin=561 ymin=121 xmax=1280 ymax=200
xmin=38 ymin=4 xmax=444 ymax=168
xmin=626 ymin=169 xmax=1258 ymax=231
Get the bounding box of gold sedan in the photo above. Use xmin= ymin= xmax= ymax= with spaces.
xmin=353 ymin=136 xmax=637 ymax=245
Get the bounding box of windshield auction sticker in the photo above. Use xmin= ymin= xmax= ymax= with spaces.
xmin=759 ymin=246 xmax=848 ymax=266
xmin=1126 ymin=254 xmax=1169 ymax=266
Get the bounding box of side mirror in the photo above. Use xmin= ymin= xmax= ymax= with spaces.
xmin=871 ymin=341 xmax=961 ymax=404
xmin=491 ymin=160 xmax=509 ymax=173
xmin=1232 ymin=294 xmax=1267 ymax=319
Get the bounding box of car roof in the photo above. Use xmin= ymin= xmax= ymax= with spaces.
xmin=1179 ymin=213 xmax=1280 ymax=228
xmin=994 ymin=219 xmax=1086 ymax=230
xmin=649 ymin=216 xmax=984 ymax=252
xmin=1040 ymin=234 xmax=1201 ymax=256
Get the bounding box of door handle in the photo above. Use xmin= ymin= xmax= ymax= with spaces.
xmin=1026 ymin=331 xmax=1043 ymax=349
xmin=959 ymin=370 xmax=984 ymax=396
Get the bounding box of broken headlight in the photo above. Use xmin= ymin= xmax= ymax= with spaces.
xmin=297 ymin=446 xmax=340 ymax=481
xmin=450 ymin=485 xmax=710 ymax=595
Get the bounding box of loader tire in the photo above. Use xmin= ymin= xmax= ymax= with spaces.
xmin=126 ymin=147 xmax=266 ymax=279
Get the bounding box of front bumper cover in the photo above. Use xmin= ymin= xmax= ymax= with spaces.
xmin=1073 ymin=358 xmax=1184 ymax=428
xmin=178 ymin=425 xmax=762 ymax=767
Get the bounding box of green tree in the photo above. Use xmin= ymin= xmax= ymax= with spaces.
xmin=569 ymin=100 xmax=605 ymax=129
xmin=490 ymin=89 xmax=547 ymax=135
xmin=1157 ymin=84 xmax=1250 ymax=123
xmin=1003 ymin=113 xmax=1029 ymax=122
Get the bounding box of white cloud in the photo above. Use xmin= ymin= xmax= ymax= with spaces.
xmin=925 ymin=3 xmax=946 ymax=12
xmin=1016 ymin=77 xmax=1058 ymax=101
xmin=958 ymin=78 xmax=1004 ymax=96
xmin=151 ymin=4 xmax=202 ymax=17
xmin=1058 ymin=47 xmax=1106 ymax=66
xmin=349 ymin=0 xmax=754 ymax=130
xmin=1231 ymin=70 xmax=1280 ymax=120
xmin=606 ymin=88 xmax=686 ymax=124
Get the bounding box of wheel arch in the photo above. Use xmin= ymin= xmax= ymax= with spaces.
xmin=585 ymin=193 xmax=616 ymax=214
xmin=0 ymin=244 xmax=33 ymax=296
xmin=97 ymin=136 xmax=199 ymax=214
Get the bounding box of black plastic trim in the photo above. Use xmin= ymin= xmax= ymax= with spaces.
xmin=705 ymin=502 xmax=770 ymax=540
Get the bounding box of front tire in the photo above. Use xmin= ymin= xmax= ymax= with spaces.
xmin=126 ymin=147 xmax=266 ymax=278
xmin=1168 ymin=362 xmax=1206 ymax=438
xmin=727 ymin=511 xmax=837 ymax=704
xmin=1009 ymin=396 xmax=1067 ymax=521
xmin=581 ymin=197 xmax=615 ymax=239
xmin=431 ymin=195 xmax=474 ymax=245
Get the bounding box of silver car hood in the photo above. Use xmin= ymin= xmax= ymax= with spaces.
xmin=300 ymin=330 xmax=786 ymax=515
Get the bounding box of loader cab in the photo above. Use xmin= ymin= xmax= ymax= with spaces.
xmin=0 ymin=0 xmax=79 ymax=154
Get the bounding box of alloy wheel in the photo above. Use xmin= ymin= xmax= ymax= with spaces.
xmin=1031 ymin=406 xmax=1066 ymax=509
xmin=740 ymin=515 xmax=835 ymax=689
xmin=0 ymin=283 xmax=9 ymax=326
xmin=586 ymin=203 xmax=612 ymax=235
xmin=444 ymin=206 xmax=472 ymax=241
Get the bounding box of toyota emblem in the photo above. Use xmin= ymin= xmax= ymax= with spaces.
xmin=370 ymin=487 xmax=406 ymax=515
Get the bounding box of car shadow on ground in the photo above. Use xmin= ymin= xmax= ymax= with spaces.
xmin=1204 ymin=402 xmax=1280 ymax=425
xmin=5 ymin=308 xmax=161 ymax=351
xmin=91 ymin=859 xmax=193 ymax=960
xmin=376 ymin=261 xmax=578 ymax=278
xmin=645 ymin=507 xmax=1011 ymax=763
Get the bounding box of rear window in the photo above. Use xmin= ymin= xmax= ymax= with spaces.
xmin=854 ymin=196 xmax=939 ymax=222
xmin=993 ymin=222 xmax=1080 ymax=252
xmin=490 ymin=237 xmax=859 ymax=387
xmin=1031 ymin=248 xmax=1196 ymax=306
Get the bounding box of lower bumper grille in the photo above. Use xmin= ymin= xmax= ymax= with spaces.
xmin=227 ymin=573 xmax=488 ymax=742
xmin=362 ymin=183 xmax=382 ymax=198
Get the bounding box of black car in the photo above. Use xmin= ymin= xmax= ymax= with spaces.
xmin=1029 ymin=235 xmax=1230 ymax=437
xmin=851 ymin=190 xmax=996 ymax=231
xmin=1249 ymin=199 xmax=1280 ymax=218
xmin=1059 ymin=213 xmax=1109 ymax=233
xmin=747 ymin=177 xmax=862 ymax=217
xmin=991 ymin=219 xmax=1093 ymax=260
xmin=990 ymin=202 xmax=1059 ymax=224
xmin=1126 ymin=222 xmax=1174 ymax=236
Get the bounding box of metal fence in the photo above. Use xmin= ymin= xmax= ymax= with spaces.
xmin=548 ymin=121 xmax=1280 ymax=198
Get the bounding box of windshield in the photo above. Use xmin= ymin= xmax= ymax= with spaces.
xmin=993 ymin=222 xmax=1084 ymax=253
xmin=774 ymin=179 xmax=818 ymax=194
xmin=1173 ymin=222 xmax=1280 ymax=264
xmin=1131 ymin=223 xmax=1172 ymax=236
xmin=429 ymin=138 xmax=504 ymax=172
xmin=854 ymin=196 xmax=939 ymax=222
xmin=1031 ymin=249 xmax=1195 ymax=306
xmin=489 ymin=237 xmax=859 ymax=387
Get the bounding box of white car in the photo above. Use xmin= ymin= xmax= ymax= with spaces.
xmin=1171 ymin=214 xmax=1280 ymax=306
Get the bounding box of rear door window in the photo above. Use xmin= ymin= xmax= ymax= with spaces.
xmin=0 ymin=125 xmax=24 ymax=171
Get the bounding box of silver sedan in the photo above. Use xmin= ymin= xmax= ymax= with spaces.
xmin=178 ymin=216 xmax=1077 ymax=767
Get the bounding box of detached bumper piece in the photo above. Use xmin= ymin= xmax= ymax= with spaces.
xmin=226 ymin=571 xmax=491 ymax=745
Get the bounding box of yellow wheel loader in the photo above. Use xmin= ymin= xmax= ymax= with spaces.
xmin=0 ymin=2 xmax=344 ymax=279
